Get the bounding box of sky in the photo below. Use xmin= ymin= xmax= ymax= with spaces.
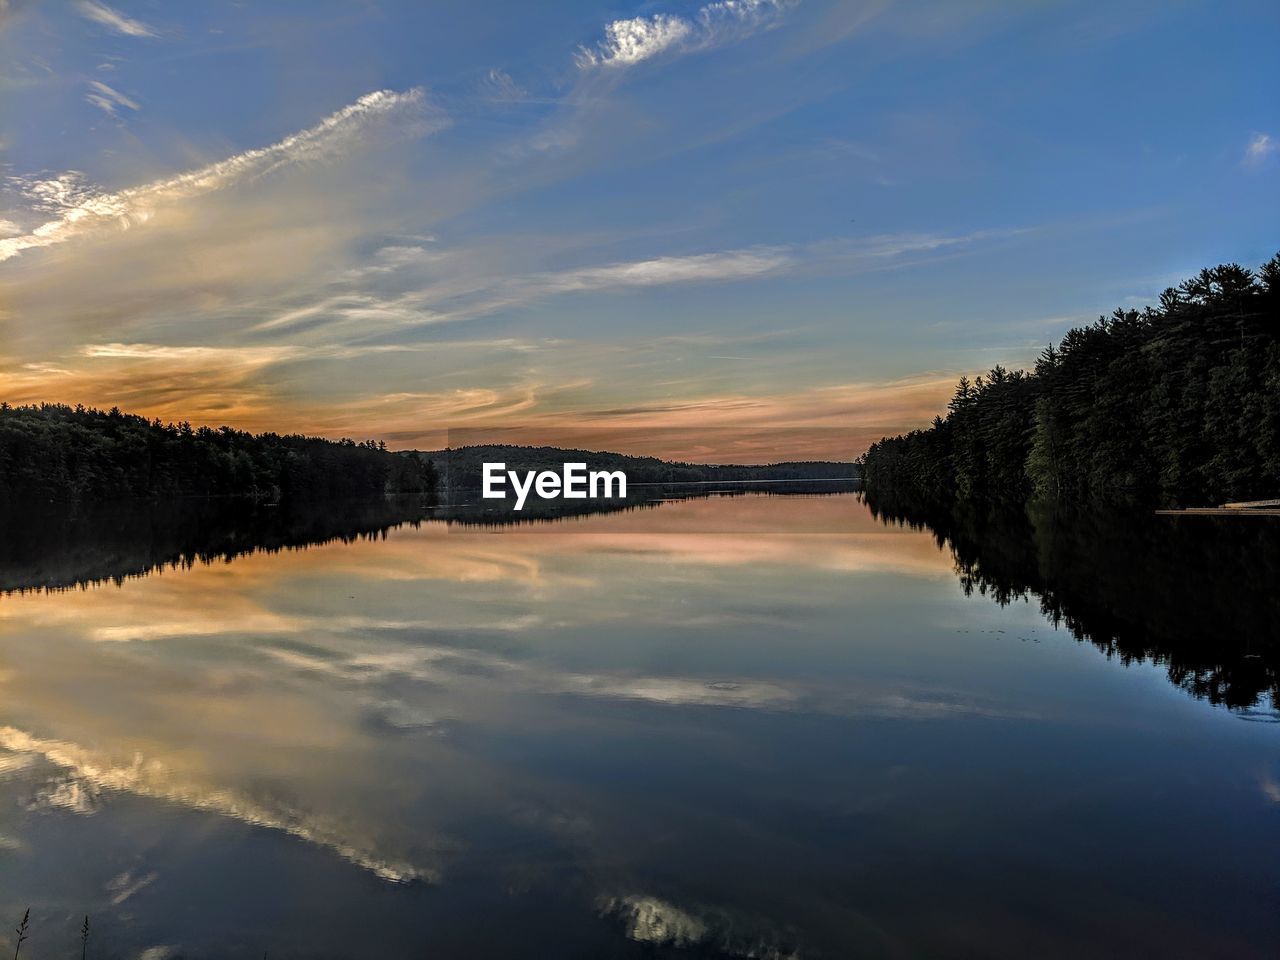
xmin=0 ymin=0 xmax=1277 ymax=460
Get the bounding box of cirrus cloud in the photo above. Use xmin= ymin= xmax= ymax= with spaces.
xmin=0 ymin=88 xmax=441 ymax=263
xmin=576 ymin=0 xmax=791 ymax=69
xmin=84 ymin=79 xmax=140 ymax=116
xmin=1244 ymin=132 xmax=1278 ymax=166
xmin=74 ymin=0 xmax=157 ymax=38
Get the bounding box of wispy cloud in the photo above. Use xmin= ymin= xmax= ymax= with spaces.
xmin=576 ymin=0 xmax=790 ymax=69
xmin=79 ymin=342 xmax=301 ymax=364
xmin=252 ymin=229 xmax=1005 ymax=341
xmin=0 ymin=88 xmax=439 ymax=263
xmin=482 ymin=68 xmax=527 ymax=102
xmin=521 ymin=247 xmax=792 ymax=294
xmin=75 ymin=0 xmax=157 ymax=38
xmin=252 ymin=245 xmax=792 ymax=337
xmin=1244 ymin=132 xmax=1278 ymax=166
xmin=576 ymin=15 xmax=693 ymax=69
xmin=0 ymin=342 xmax=299 ymax=425
xmin=84 ymin=79 xmax=140 ymax=116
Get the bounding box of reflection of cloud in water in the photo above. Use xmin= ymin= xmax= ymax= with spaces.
xmin=0 ymin=496 xmax=983 ymax=898
xmin=565 ymin=675 xmax=797 ymax=708
xmin=1261 ymin=772 xmax=1280 ymax=804
xmin=605 ymin=895 xmax=708 ymax=946
xmin=362 ymin=699 xmax=456 ymax=736
xmin=0 ymin=751 xmax=35 ymax=778
xmin=25 ymin=774 xmax=103 ymax=814
xmin=0 ymin=727 xmax=438 ymax=883
xmin=262 ymin=639 xmax=1028 ymax=720
xmin=600 ymin=894 xmax=800 ymax=959
xmin=108 ymin=869 xmax=159 ymax=906
xmin=0 ymin=500 xmax=951 ymax=654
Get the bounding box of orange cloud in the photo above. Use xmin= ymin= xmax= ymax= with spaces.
xmin=1 ymin=346 xmax=956 ymax=459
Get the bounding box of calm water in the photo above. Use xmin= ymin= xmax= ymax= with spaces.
xmin=1 ymin=493 xmax=1277 ymax=959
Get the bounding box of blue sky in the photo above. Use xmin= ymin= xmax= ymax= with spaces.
xmin=1 ymin=0 xmax=1276 ymax=456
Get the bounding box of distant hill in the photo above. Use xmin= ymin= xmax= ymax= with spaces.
xmin=418 ymin=444 xmax=858 ymax=491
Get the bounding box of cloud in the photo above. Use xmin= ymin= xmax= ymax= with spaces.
xmin=576 ymin=0 xmax=789 ymax=69
xmin=0 ymin=337 xmax=962 ymax=457
xmin=251 ymin=245 xmax=792 ymax=337
xmin=487 ymin=372 xmax=965 ymax=461
xmin=75 ymin=0 xmax=157 ymax=38
xmin=0 ymin=88 xmax=439 ymax=263
xmin=0 ymin=342 xmax=306 ymax=426
xmin=482 ymin=68 xmax=527 ymax=102
xmin=697 ymin=0 xmax=793 ymax=39
xmin=250 ymin=229 xmax=1002 ymax=341
xmin=576 ymin=15 xmax=693 ymax=69
xmin=522 ymin=247 xmax=792 ymax=294
xmin=0 ymin=208 xmax=1007 ymax=446
xmin=1244 ymin=132 xmax=1278 ymax=166
xmin=79 ymin=342 xmax=300 ymax=363
xmin=84 ymin=79 xmax=140 ymax=116
xmin=522 ymin=231 xmax=1001 ymax=307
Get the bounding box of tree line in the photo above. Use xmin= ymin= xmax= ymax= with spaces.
xmin=860 ymin=253 xmax=1280 ymax=507
xmin=427 ymin=444 xmax=855 ymax=492
xmin=0 ymin=403 xmax=435 ymax=502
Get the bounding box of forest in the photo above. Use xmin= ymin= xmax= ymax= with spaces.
xmin=0 ymin=403 xmax=435 ymax=502
xmin=859 ymin=253 xmax=1280 ymax=507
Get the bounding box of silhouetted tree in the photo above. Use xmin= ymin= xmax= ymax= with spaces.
xmin=0 ymin=406 xmax=435 ymax=502
xmin=860 ymin=252 xmax=1280 ymax=508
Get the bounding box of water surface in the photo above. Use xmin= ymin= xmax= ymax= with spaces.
xmin=1 ymin=493 xmax=1277 ymax=958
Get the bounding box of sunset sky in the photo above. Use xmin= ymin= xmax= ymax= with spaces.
xmin=1 ymin=0 xmax=1277 ymax=459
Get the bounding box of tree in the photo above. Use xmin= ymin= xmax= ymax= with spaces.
xmin=859 ymin=252 xmax=1280 ymax=508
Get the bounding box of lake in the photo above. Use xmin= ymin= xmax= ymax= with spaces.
xmin=1 ymin=491 xmax=1277 ymax=958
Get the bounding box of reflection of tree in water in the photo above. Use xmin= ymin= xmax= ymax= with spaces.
xmin=434 ymin=492 xmax=660 ymax=527
xmin=0 ymin=485 xmax=853 ymax=594
xmin=863 ymin=490 xmax=1280 ymax=713
xmin=0 ymin=497 xmax=436 ymax=595
xmin=440 ymin=481 xmax=854 ymax=527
